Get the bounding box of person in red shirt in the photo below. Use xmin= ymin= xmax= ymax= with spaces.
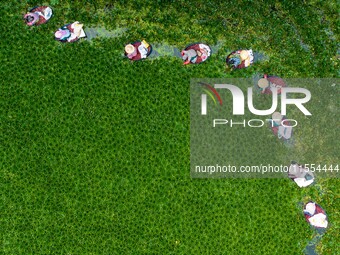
xmin=257 ymin=74 xmax=287 ymax=94
xmin=55 ymin=22 xmax=86 ymax=43
xmin=226 ymin=49 xmax=254 ymax=69
xmin=124 ymin=40 xmax=152 ymax=61
xmin=181 ymin=43 xmax=211 ymax=65
xmin=303 ymin=202 xmax=328 ymax=229
xmin=24 ymin=6 xmax=52 ymax=26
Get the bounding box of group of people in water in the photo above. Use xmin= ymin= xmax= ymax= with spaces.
xmin=24 ymin=6 xmax=86 ymax=42
xmin=23 ymin=6 xmax=249 ymax=68
xmin=254 ymin=73 xmax=324 ymax=228
xmin=262 ymin=80 xmax=329 ymax=230
xmin=256 ymin=76 xmax=328 ymax=229
xmin=288 ymin=162 xmax=328 ymax=229
xmin=24 ymin=5 xmax=328 ymax=231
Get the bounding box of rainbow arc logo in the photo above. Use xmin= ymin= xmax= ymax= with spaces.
xmin=199 ymin=82 xmax=223 ymax=108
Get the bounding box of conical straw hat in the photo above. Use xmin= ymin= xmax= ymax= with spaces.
xmin=258 ymin=78 xmax=269 ymax=88
xmin=240 ymin=50 xmax=249 ymax=60
xmin=125 ymin=44 xmax=135 ymax=54
xmin=272 ymin=112 xmax=282 ymax=125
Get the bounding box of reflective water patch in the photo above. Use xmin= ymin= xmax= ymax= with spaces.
xmin=84 ymin=27 xmax=127 ymax=41
xmin=304 ymin=229 xmax=326 ymax=255
xmin=147 ymin=43 xmax=181 ymax=58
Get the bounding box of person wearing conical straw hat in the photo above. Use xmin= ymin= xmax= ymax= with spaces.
xmin=258 ymin=78 xmax=270 ymax=93
xmin=125 ymin=44 xmax=137 ymax=59
xmin=288 ymin=161 xmax=315 ymax=188
xmin=303 ymin=202 xmax=328 ymax=229
xmin=24 ymin=6 xmax=53 ymax=26
xmin=240 ymin=50 xmax=249 ymax=60
xmin=55 ymin=21 xmax=86 ymax=43
xmin=125 ymin=40 xmax=152 ymax=61
xmin=181 ymin=43 xmax=212 ymax=65
xmin=226 ymin=49 xmax=254 ymax=69
xmin=270 ymin=112 xmax=293 ymax=140
xmin=72 ymin=22 xmax=85 ymax=38
xmin=271 ymin=112 xmax=282 ymax=127
xmin=182 ymin=49 xmax=198 ymax=65
xmin=240 ymin=50 xmax=253 ymax=67
xmin=257 ymin=74 xmax=286 ymax=94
